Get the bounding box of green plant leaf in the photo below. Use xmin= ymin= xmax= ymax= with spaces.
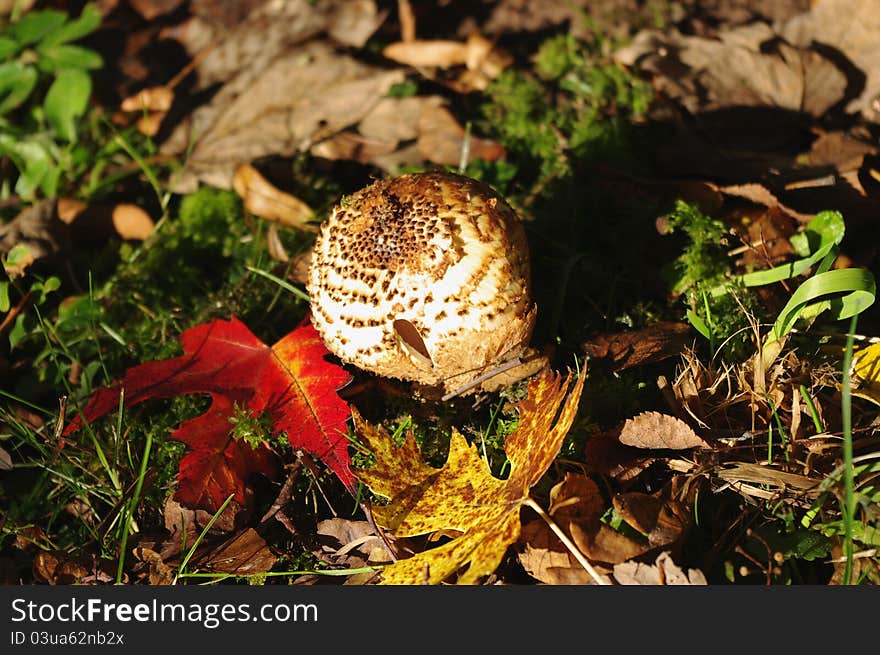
xmin=0 ymin=36 xmax=21 ymax=60
xmin=762 ymin=267 xmax=876 ymax=367
xmin=36 ymin=44 xmax=103 ymax=72
xmin=3 ymin=137 xmax=54 ymax=198
xmin=3 ymin=244 xmax=33 ymax=270
xmin=730 ymin=211 xmax=845 ymax=292
xmin=8 ymin=10 xmax=67 ymax=47
xmin=0 ymin=280 xmax=9 ymax=313
xmin=686 ymin=308 xmax=711 ymax=339
xmin=38 ymin=3 xmax=102 ymax=48
xmin=44 ymin=68 xmax=92 ymax=142
xmin=0 ymin=61 xmax=38 ymax=114
xmin=8 ymin=312 xmax=28 ymax=349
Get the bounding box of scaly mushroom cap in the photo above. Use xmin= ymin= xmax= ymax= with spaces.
xmin=307 ymin=171 xmax=536 ymax=394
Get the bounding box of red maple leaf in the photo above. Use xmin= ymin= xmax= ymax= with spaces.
xmin=64 ymin=317 xmax=354 ymax=512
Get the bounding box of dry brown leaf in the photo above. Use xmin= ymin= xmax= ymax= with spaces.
xmin=354 ymin=368 xmax=585 ymax=584
xmin=735 ymin=205 xmax=799 ymax=270
xmin=191 ymin=528 xmax=276 ymax=575
xmin=583 ymin=429 xmax=656 ymax=482
xmin=417 ymin=104 xmax=506 ymax=167
xmin=310 ymin=132 xmax=399 ymax=165
xmin=326 ymin=0 xmax=387 ymax=48
xmin=619 ymin=411 xmax=709 ymax=450
xmin=518 ymin=519 xmax=601 ymax=585
xmin=613 ymin=551 xmax=707 ymax=585
xmin=316 ymin=518 xmax=393 ymax=568
xmin=111 ymin=204 xmax=155 ymax=240
xmin=612 ymin=486 xmax=689 ymax=549
xmin=132 ymin=547 xmax=174 ymax=585
xmin=164 ymin=41 xmax=404 ymax=192
xmin=547 ymin=474 xmax=649 ymax=566
xmin=582 ymin=322 xmax=692 ymax=371
xmin=358 ymin=95 xmax=443 ymax=144
xmin=719 ymin=183 xmax=815 ymax=222
xmin=617 ymin=22 xmax=847 ymax=118
xmin=0 ymin=445 xmax=12 ymax=471
xmin=265 ymin=224 xmax=289 ymax=263
xmin=33 ymin=551 xmax=116 ymax=585
xmin=57 ymin=202 xmax=155 ymax=241
xmin=0 ymin=201 xmax=66 ymax=273
xmin=383 ymin=40 xmax=469 ymax=68
xmin=806 ymin=130 xmax=877 ymax=171
xmin=56 ymin=198 xmax=87 ymax=224
xmin=129 ymin=0 xmax=185 ymax=20
xmin=172 ymin=0 xmax=330 ymax=89
xmin=778 ymin=0 xmax=880 ymax=121
xmin=232 ymin=164 xmax=315 ymax=230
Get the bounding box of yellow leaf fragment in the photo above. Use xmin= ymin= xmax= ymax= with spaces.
xmin=852 ymin=341 xmax=880 ymax=406
xmin=354 ymin=367 xmax=585 ymax=584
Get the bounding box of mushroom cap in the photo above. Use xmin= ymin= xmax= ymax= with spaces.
xmin=307 ymin=171 xmax=536 ymax=394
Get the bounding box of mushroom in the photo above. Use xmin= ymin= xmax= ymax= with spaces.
xmin=307 ymin=171 xmax=537 ymax=396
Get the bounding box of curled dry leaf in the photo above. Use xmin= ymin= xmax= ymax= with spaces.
xmin=316 ymin=518 xmax=393 ymax=569
xmin=383 ymin=40 xmax=470 ymax=68
xmin=120 ymin=86 xmax=175 ymax=112
xmin=232 ymin=164 xmax=315 ymax=230
xmin=383 ymin=33 xmax=510 ymax=93
xmin=619 ymin=411 xmax=709 ymax=450
xmin=613 ymin=551 xmax=707 ymax=585
xmin=354 ymin=368 xmax=585 ymax=584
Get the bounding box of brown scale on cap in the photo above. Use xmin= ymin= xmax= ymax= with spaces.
xmin=307 ymin=171 xmax=537 ymax=395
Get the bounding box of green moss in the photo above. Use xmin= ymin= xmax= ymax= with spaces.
xmin=662 ymin=200 xmax=763 ymax=359
xmin=178 ymin=187 xmax=244 ymax=255
xmin=482 ymin=33 xmax=652 ymax=187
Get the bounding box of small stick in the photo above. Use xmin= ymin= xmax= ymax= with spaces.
xmin=259 ymin=461 xmax=302 ymax=525
xmin=522 ymin=497 xmax=610 ymax=585
xmin=441 ymin=356 xmax=523 ymax=401
xmin=361 ymin=502 xmax=398 ymax=563
xmin=0 ymin=290 xmax=32 ymax=334
xmin=397 ymin=0 xmax=416 ymax=42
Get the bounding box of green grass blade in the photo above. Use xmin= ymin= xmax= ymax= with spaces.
xmin=245 ymin=265 xmax=310 ymax=302
xmin=841 ymin=315 xmax=857 ymax=584
xmin=173 ymin=493 xmax=235 ymax=584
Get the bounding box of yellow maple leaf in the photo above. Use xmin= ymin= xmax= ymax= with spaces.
xmin=353 ymin=367 xmax=585 ymax=584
